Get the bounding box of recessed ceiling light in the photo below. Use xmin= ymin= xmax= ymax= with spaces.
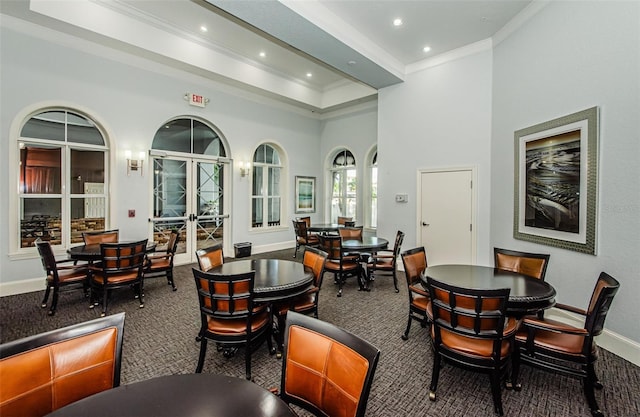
xmin=306 ymin=73 xmax=313 ymax=78
xmin=423 ymin=46 xmax=432 ymax=53
xmin=200 ymin=25 xmax=208 ymax=32
xmin=259 ymin=51 xmax=266 ymax=58
xmin=393 ymin=18 xmax=403 ymax=27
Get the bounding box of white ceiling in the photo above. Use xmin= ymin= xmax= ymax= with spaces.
xmin=1 ymin=0 xmax=534 ymax=112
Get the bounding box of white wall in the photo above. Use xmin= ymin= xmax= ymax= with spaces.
xmin=378 ymin=49 xmax=494 ymax=263
xmin=0 ymin=20 xmax=322 ymax=289
xmin=491 ymin=1 xmax=639 ymax=345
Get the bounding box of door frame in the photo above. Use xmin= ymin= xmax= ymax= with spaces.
xmin=416 ymin=166 xmax=478 ymax=264
xmin=148 ymin=150 xmax=232 ymax=265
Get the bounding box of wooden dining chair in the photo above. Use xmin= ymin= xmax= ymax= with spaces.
xmin=273 ymin=247 xmax=328 ymax=353
xmin=195 ymin=243 xmax=224 ymax=271
xmin=400 ymin=246 xmax=430 ymax=340
xmin=0 ymin=313 xmax=125 ymax=417
xmin=278 ymin=311 xmax=380 ymax=417
xmin=426 ymin=276 xmax=517 ymax=416
xmin=144 ymin=230 xmax=179 ymax=291
xmin=494 ymin=247 xmax=550 ymax=281
xmin=319 ymin=234 xmax=364 ymax=297
xmin=88 ymin=239 xmax=148 ymax=317
xmin=293 ymin=220 xmax=320 ymax=258
xmin=337 ymin=216 xmax=353 ymax=226
xmin=192 ymin=268 xmax=273 ymax=380
xmin=35 ymin=239 xmax=90 ymax=316
xmin=366 ymin=230 xmax=404 ymax=292
xmin=82 ymin=229 xmax=119 ymax=245
xmin=512 ymin=272 xmax=620 ymax=417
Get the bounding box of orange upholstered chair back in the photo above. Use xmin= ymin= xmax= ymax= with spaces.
xmin=196 ymin=243 xmax=224 ymax=272
xmin=280 ymin=312 xmax=380 ymax=417
xmin=494 ymin=247 xmax=550 ymax=280
xmin=82 ymin=230 xmax=119 ymax=245
xmin=0 ymin=313 xmax=125 ymax=417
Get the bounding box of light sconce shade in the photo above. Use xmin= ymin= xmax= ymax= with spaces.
xmin=126 ymin=150 xmax=145 ymax=176
xmin=238 ymin=161 xmax=251 ymax=177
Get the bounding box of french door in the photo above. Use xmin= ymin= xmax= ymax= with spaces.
xmin=150 ymin=155 xmax=230 ymax=265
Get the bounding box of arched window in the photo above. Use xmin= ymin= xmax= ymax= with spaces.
xmin=152 ymin=117 xmax=226 ymax=156
xmin=17 ymin=109 xmax=108 ymax=250
xmin=330 ymin=149 xmax=357 ymax=223
xmin=368 ymin=150 xmax=378 ymax=228
xmin=252 ymin=144 xmax=283 ymax=228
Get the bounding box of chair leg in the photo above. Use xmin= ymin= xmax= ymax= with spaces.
xmin=489 ymin=370 xmax=505 ymax=416
xmin=48 ymin=288 xmax=60 ymax=316
xmin=585 ymin=363 xmax=604 ymax=417
xmin=392 ymin=270 xmax=399 ymax=293
xmin=429 ymin=352 xmax=441 ymax=401
xmin=336 ymin=272 xmax=343 ymax=297
xmin=167 ymin=270 xmax=177 ymax=291
xmin=293 ymin=242 xmax=299 ymax=258
xmin=401 ymin=315 xmax=413 ymax=340
xmin=101 ymin=288 xmax=109 ymax=317
xmin=245 ymin=345 xmax=252 ymax=380
xmin=509 ymin=348 xmax=522 ymax=391
xmin=41 ymin=283 xmax=51 ymax=308
xmin=196 ymin=338 xmax=208 ymax=373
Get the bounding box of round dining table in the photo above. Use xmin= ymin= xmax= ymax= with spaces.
xmin=342 ymin=236 xmax=389 ymax=252
xmin=307 ymin=223 xmax=344 ymax=233
xmin=421 ymin=264 xmax=556 ymax=315
xmin=44 ymin=373 xmax=297 ymax=417
xmin=212 ymin=258 xmax=314 ymax=303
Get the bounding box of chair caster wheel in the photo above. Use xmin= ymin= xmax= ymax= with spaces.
xmin=401 ymin=334 xmax=408 ymax=341
xmin=428 ymin=391 xmax=436 ymax=401
xmin=276 ymin=352 xmax=282 ymax=359
xmin=139 ymin=303 xmax=144 ymax=309
xmin=47 ymin=310 xmax=55 ymax=316
xmin=100 ymin=313 xmax=106 ymax=317
xmin=41 ymin=303 xmax=47 ymax=308
xmin=172 ymin=287 xmax=177 ymax=292
xmin=591 ymin=409 xmax=604 ymax=417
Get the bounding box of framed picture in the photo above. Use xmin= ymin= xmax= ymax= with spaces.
xmin=295 ymin=176 xmax=316 ymax=213
xmin=514 ymin=107 xmax=599 ymax=254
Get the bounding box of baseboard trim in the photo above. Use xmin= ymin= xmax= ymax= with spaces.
xmin=0 ymin=277 xmax=44 ymax=297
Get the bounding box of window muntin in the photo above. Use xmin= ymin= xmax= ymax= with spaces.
xmin=252 ymin=144 xmax=282 ymax=228
xmin=18 ymin=110 xmax=108 ymax=249
xmin=330 ymin=149 xmax=357 ymax=222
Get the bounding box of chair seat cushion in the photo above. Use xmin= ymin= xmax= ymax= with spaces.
xmin=91 ymin=271 xmax=139 ymax=284
xmin=275 ymin=293 xmax=317 ymax=315
xmin=325 ymin=260 xmax=359 ymax=272
xmin=411 ymin=294 xmax=430 ymax=311
xmin=147 ymin=257 xmax=171 ymax=269
xmin=48 ymin=268 xmax=88 ymax=284
xmin=516 ymin=320 xmax=588 ymax=356
xmin=435 ymin=317 xmax=517 ymax=358
xmin=206 ymin=311 xmax=269 ymax=335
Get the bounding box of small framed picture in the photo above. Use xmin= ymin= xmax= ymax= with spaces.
xmin=295 ymin=176 xmax=316 ymax=214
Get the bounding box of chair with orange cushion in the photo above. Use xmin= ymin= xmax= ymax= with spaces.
xmin=426 ymin=276 xmax=517 ymax=416
xmin=144 ymin=230 xmax=179 ymax=291
xmin=195 ymin=243 xmax=224 ymax=271
xmin=273 ymin=247 xmax=328 ymax=353
xmin=0 ymin=313 xmax=125 ymax=417
xmin=319 ymin=234 xmax=364 ymax=297
xmin=337 ymin=216 xmax=353 ymax=226
xmin=88 ymin=239 xmax=147 ymax=317
xmin=494 ymin=247 xmax=550 ymax=280
xmin=367 ymin=230 xmax=404 ymax=292
xmin=293 ymin=220 xmax=320 ymax=258
xmin=400 ymin=246 xmax=430 ymax=340
xmin=192 ymin=268 xmax=273 ymax=380
xmin=512 ymin=272 xmax=620 ymax=417
xmin=82 ymin=229 xmax=119 ymax=245
xmin=35 ymin=239 xmax=89 ymax=316
xmin=277 ymin=311 xmax=380 ymax=417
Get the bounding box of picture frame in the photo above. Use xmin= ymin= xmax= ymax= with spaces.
xmin=514 ymin=107 xmax=599 ymax=254
xmin=295 ymin=176 xmax=316 ymax=214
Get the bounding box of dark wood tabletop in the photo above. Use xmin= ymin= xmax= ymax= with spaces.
xmin=67 ymin=242 xmax=157 ymax=261
xmin=308 ymin=223 xmax=343 ymax=232
xmin=213 ymin=259 xmax=314 ymax=303
xmin=342 ymin=236 xmax=389 ymax=252
xmin=44 ymin=374 xmax=297 ymax=417
xmin=421 ymin=264 xmax=556 ymax=315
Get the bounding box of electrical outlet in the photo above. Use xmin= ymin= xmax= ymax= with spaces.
xmin=395 ymin=193 xmax=408 ymax=203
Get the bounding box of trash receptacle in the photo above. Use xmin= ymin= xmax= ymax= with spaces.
xmin=234 ymin=242 xmax=252 ymax=258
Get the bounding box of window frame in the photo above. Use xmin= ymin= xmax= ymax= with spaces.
xmin=250 ymin=143 xmax=287 ymax=230
xmin=366 ymin=147 xmax=377 ymax=230
xmin=328 ymin=148 xmax=357 ymax=223
xmin=10 ymin=107 xmax=110 ymax=258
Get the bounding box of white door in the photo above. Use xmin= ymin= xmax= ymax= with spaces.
xmin=419 ymin=169 xmax=475 ymax=265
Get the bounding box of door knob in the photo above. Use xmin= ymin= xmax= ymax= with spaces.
xmin=422 ymin=222 xmax=430 ymax=226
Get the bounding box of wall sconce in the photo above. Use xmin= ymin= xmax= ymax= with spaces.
xmin=238 ymin=161 xmax=251 ymax=177
xmin=125 ymin=150 xmax=145 ymax=176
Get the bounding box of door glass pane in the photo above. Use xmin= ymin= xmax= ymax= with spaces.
xmin=197 ymin=162 xmax=223 ymax=217
xmin=20 ymin=146 xmax=62 ymax=194
xmin=153 ymin=220 xmax=187 ymax=255
xmin=70 ymin=150 xmax=105 ymax=194
xmin=20 ymin=198 xmax=61 ymax=248
xmin=153 ymin=159 xmax=187 ymax=217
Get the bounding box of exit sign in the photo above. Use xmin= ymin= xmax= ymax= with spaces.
xmin=186 ymin=92 xmax=207 ymax=107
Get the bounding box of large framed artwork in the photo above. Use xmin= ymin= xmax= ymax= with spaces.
xmin=514 ymin=107 xmax=599 ymax=254
xmin=295 ymin=176 xmax=316 ymax=214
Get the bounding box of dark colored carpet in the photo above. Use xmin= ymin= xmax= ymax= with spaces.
xmin=1 ymin=248 xmax=638 ymax=416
